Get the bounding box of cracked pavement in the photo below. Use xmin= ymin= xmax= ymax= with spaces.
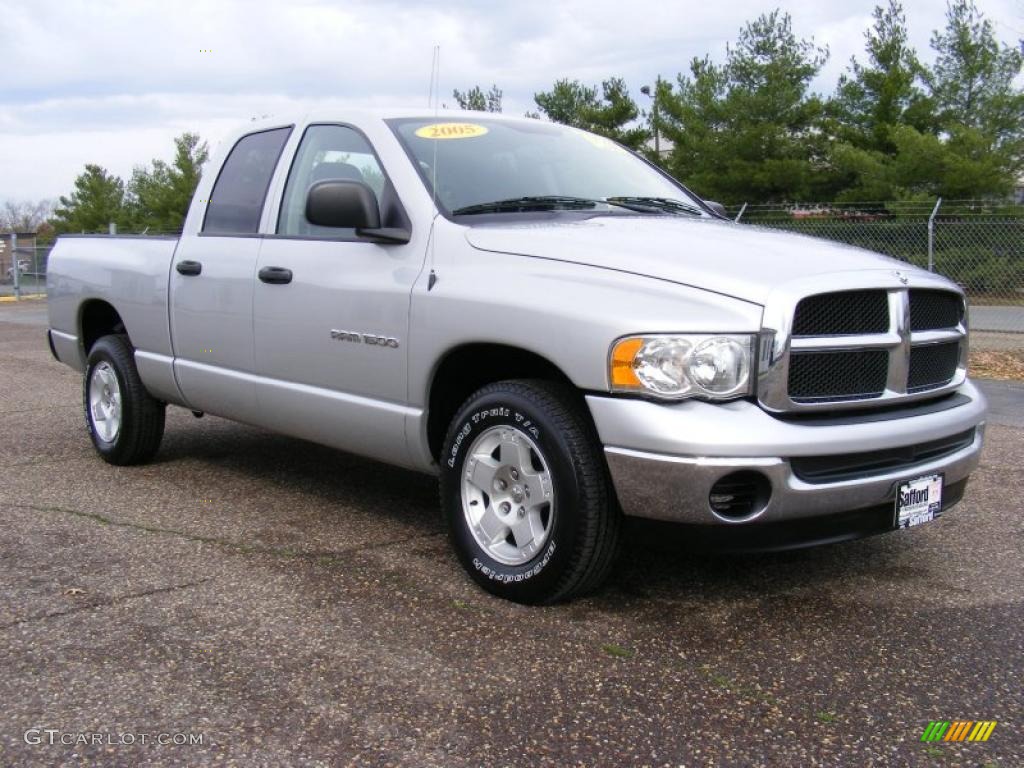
xmin=0 ymin=300 xmax=1021 ymax=767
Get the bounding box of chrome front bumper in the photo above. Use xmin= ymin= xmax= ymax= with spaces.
xmin=587 ymin=380 xmax=987 ymax=526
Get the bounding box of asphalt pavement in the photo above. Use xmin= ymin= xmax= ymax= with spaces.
xmin=970 ymin=305 xmax=1024 ymax=334
xmin=980 ymin=378 xmax=1024 ymax=429
xmin=1 ymin=300 xmax=1021 ymax=766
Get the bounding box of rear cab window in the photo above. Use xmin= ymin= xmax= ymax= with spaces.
xmin=202 ymin=127 xmax=293 ymax=235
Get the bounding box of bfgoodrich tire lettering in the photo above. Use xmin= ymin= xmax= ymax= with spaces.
xmin=440 ymin=379 xmax=620 ymax=604
xmin=84 ymin=334 xmax=165 ymax=465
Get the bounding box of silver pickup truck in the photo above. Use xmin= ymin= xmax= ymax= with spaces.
xmin=47 ymin=110 xmax=987 ymax=604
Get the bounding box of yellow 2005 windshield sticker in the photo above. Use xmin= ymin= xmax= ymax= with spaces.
xmin=415 ymin=123 xmax=489 ymax=140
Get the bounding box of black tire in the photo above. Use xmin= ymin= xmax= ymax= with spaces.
xmin=440 ymin=379 xmax=620 ymax=604
xmin=83 ymin=334 xmax=165 ymax=465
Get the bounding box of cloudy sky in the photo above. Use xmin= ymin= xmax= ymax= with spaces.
xmin=1 ymin=0 xmax=1021 ymax=204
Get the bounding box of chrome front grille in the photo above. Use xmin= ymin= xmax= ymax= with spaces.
xmin=908 ymin=341 xmax=961 ymax=392
xmin=908 ymin=289 xmax=964 ymax=331
xmin=788 ymin=349 xmax=889 ymax=402
xmin=793 ymin=290 xmax=889 ymax=336
xmin=758 ymin=277 xmax=967 ymax=413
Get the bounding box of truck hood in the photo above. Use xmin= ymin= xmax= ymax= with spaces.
xmin=464 ymin=216 xmax=916 ymax=305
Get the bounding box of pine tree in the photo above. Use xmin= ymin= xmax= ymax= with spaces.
xmin=51 ymin=165 xmax=132 ymax=233
xmin=828 ymin=0 xmax=933 ymax=154
xmin=452 ymin=85 xmax=503 ymax=112
xmin=829 ymin=0 xmax=1023 ymax=200
xmin=927 ymin=0 xmax=1023 ymax=186
xmin=656 ymin=11 xmax=828 ymax=203
xmin=130 ymin=133 xmax=209 ymax=233
xmin=532 ymin=78 xmax=649 ymax=150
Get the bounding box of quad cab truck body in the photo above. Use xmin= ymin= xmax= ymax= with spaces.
xmin=47 ymin=111 xmax=987 ymax=603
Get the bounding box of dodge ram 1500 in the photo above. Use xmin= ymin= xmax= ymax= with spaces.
xmin=47 ymin=110 xmax=987 ymax=603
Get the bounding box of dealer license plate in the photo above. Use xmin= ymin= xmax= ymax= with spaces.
xmin=895 ymin=473 xmax=943 ymax=529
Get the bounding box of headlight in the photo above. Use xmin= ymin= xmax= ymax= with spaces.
xmin=610 ymin=334 xmax=755 ymax=400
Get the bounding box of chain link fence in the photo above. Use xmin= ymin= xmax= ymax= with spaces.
xmin=728 ymin=200 xmax=1023 ymax=336
xmin=2 ymin=202 xmax=1021 ymax=337
xmin=0 ymin=241 xmax=52 ymax=299
xmin=0 ymin=228 xmax=178 ymax=300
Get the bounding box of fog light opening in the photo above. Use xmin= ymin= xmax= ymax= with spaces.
xmin=708 ymin=471 xmax=772 ymax=521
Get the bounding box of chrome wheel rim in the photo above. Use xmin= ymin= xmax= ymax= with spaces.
xmin=88 ymin=361 xmax=122 ymax=443
xmin=461 ymin=425 xmax=555 ymax=566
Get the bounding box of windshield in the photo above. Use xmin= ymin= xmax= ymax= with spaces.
xmin=388 ymin=117 xmax=705 ymax=217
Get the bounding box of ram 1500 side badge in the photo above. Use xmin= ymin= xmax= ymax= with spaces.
xmin=330 ymin=329 xmax=399 ymax=348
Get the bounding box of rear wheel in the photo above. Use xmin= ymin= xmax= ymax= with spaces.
xmin=440 ymin=380 xmax=620 ymax=604
xmin=84 ymin=334 xmax=165 ymax=465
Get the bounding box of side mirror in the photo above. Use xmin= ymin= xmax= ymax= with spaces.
xmin=306 ymin=180 xmax=381 ymax=229
xmin=304 ymin=180 xmax=412 ymax=243
xmin=704 ymin=200 xmax=728 ymax=218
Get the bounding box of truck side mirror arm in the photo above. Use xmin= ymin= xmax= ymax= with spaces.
xmin=356 ymin=227 xmax=411 ymax=244
xmin=704 ymin=200 xmax=727 ymax=218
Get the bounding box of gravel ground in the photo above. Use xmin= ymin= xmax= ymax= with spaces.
xmin=0 ymin=301 xmax=1021 ymax=767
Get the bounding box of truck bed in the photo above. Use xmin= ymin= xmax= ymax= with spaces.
xmin=47 ymin=235 xmax=180 ymax=373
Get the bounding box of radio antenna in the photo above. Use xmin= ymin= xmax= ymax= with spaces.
xmin=429 ymin=46 xmax=441 ymax=211
xmin=427 ymin=45 xmax=440 ymax=109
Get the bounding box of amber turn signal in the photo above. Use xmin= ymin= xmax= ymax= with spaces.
xmin=610 ymin=337 xmax=644 ymax=388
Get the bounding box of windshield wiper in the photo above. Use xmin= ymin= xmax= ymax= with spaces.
xmin=451 ymin=195 xmax=700 ymax=216
xmin=451 ymin=196 xmax=602 ymax=215
xmin=605 ymin=196 xmax=705 ymax=216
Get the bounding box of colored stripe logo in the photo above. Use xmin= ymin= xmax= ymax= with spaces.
xmin=921 ymin=721 xmax=997 ymax=742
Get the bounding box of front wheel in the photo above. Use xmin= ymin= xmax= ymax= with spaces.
xmin=440 ymin=380 xmax=620 ymax=604
xmin=84 ymin=334 xmax=165 ymax=465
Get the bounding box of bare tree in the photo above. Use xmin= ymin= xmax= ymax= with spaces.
xmin=1 ymin=200 xmax=56 ymax=232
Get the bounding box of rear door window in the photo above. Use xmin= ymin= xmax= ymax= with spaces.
xmin=202 ymin=127 xmax=292 ymax=235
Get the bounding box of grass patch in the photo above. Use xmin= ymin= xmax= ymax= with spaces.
xmin=602 ymin=643 xmax=635 ymax=659
xmin=693 ymin=665 xmax=779 ymax=706
xmin=815 ymin=710 xmax=837 ymax=724
xmin=923 ymin=745 xmax=944 ymax=758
